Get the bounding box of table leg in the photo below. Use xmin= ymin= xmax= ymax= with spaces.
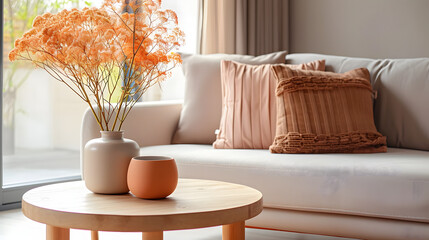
xmin=142 ymin=231 xmax=163 ymax=240
xmin=46 ymin=225 xmax=70 ymax=240
xmin=91 ymin=230 xmax=99 ymax=240
xmin=222 ymin=221 xmax=245 ymax=240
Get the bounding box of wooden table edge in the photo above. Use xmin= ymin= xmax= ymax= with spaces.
xmin=22 ymin=181 xmax=263 ymax=232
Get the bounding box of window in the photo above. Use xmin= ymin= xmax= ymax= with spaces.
xmin=2 ymin=0 xmax=87 ymax=187
xmin=1 ymin=0 xmax=199 ymax=206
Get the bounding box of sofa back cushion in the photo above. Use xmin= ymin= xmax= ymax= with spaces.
xmin=172 ymin=51 xmax=288 ymax=144
xmin=285 ymin=53 xmax=429 ymax=151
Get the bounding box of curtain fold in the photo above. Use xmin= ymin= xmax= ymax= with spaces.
xmin=200 ymin=0 xmax=289 ymax=55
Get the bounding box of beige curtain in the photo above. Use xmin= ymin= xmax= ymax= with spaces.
xmin=200 ymin=0 xmax=289 ymax=55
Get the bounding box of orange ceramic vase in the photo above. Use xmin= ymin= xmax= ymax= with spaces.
xmin=127 ymin=156 xmax=178 ymax=199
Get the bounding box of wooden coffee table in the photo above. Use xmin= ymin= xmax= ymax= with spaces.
xmin=22 ymin=179 xmax=263 ymax=240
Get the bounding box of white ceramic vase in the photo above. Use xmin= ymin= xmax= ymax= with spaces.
xmin=83 ymin=131 xmax=139 ymax=194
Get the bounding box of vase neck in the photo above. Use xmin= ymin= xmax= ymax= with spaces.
xmin=100 ymin=131 xmax=124 ymax=140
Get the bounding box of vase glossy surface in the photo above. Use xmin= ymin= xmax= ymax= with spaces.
xmin=83 ymin=131 xmax=139 ymax=194
xmin=127 ymin=156 xmax=178 ymax=199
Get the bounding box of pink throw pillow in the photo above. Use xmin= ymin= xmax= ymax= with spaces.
xmin=213 ymin=59 xmax=325 ymax=149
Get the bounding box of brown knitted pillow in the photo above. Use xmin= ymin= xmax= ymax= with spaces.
xmin=269 ymin=66 xmax=387 ymax=154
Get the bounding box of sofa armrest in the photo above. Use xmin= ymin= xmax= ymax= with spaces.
xmin=81 ymin=100 xmax=183 ymax=153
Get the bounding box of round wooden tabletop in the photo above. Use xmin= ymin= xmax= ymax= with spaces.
xmin=22 ymin=179 xmax=263 ymax=232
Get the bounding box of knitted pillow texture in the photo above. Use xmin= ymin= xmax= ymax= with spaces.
xmin=213 ymin=59 xmax=325 ymax=149
xmin=269 ymin=66 xmax=387 ymax=154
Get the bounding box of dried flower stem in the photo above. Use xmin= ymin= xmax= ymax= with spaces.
xmin=9 ymin=0 xmax=184 ymax=131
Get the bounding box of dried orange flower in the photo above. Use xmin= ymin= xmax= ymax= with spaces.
xmin=9 ymin=0 xmax=185 ymax=131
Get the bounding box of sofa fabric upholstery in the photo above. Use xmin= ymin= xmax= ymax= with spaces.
xmin=286 ymin=53 xmax=429 ymax=151
xmin=248 ymin=208 xmax=429 ymax=240
xmin=140 ymin=144 xmax=429 ymax=223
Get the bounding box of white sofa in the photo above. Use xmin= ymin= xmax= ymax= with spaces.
xmin=81 ymin=54 xmax=429 ymax=240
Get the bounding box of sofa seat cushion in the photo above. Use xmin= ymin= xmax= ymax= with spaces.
xmin=140 ymin=144 xmax=429 ymax=223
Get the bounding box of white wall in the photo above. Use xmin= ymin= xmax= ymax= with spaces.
xmin=289 ymin=0 xmax=429 ymax=58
